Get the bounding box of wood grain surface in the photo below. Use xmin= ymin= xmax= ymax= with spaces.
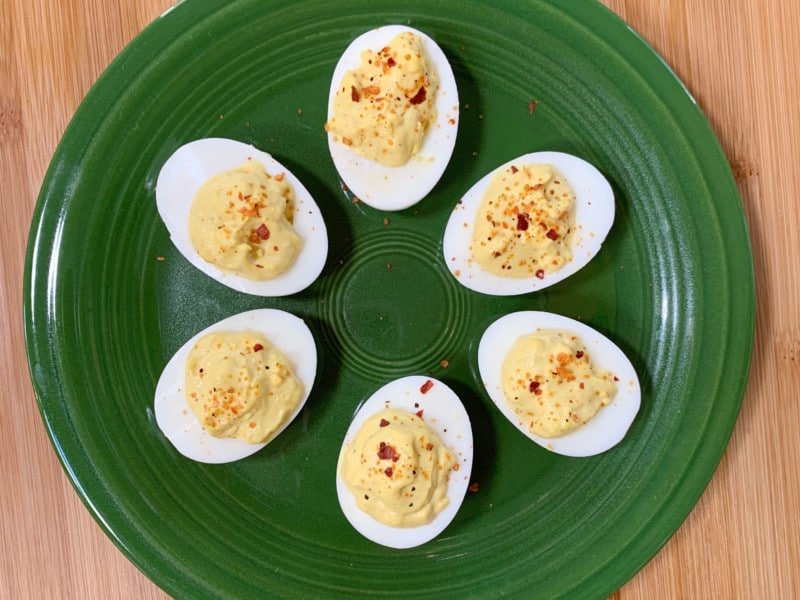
xmin=2 ymin=1 xmax=798 ymax=598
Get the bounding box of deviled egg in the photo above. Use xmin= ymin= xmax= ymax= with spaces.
xmin=325 ymin=25 xmax=459 ymax=211
xmin=155 ymin=137 xmax=328 ymax=296
xmin=443 ymin=151 xmax=614 ymax=295
xmin=154 ymin=308 xmax=317 ymax=464
xmin=336 ymin=376 xmax=473 ymax=548
xmin=478 ymin=311 xmax=640 ymax=457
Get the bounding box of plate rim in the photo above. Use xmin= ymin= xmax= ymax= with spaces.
xmin=22 ymin=0 xmax=756 ymax=598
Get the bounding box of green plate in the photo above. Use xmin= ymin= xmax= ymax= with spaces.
xmin=24 ymin=1 xmax=755 ymax=598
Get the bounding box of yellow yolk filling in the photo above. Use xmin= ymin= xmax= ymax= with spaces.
xmin=340 ymin=408 xmax=456 ymax=528
xmin=188 ymin=160 xmax=301 ymax=280
xmin=501 ymin=330 xmax=617 ymax=438
xmin=470 ymin=163 xmax=575 ymax=278
xmin=325 ymin=31 xmax=439 ymax=167
xmin=185 ymin=331 xmax=303 ymax=444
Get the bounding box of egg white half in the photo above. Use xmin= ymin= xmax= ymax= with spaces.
xmin=154 ymin=308 xmax=317 ymax=464
xmin=326 ymin=25 xmax=459 ymax=211
xmin=336 ymin=375 xmax=473 ymax=548
xmin=478 ymin=311 xmax=640 ymax=457
xmin=443 ymin=151 xmax=614 ymax=295
xmin=155 ymin=137 xmax=328 ymax=296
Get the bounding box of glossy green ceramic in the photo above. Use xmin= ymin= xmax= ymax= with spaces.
xmin=24 ymin=1 xmax=755 ymax=598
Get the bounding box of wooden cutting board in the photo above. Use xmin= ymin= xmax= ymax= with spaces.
xmin=2 ymin=1 xmax=797 ymax=597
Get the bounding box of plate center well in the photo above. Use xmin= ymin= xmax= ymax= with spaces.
xmin=321 ymin=228 xmax=469 ymax=380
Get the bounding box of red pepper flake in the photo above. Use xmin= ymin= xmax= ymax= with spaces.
xmin=420 ymin=379 xmax=434 ymax=394
xmin=528 ymin=380 xmax=540 ymax=393
xmin=253 ymin=343 xmax=264 ymax=352
xmin=546 ymin=228 xmax=559 ymax=240
xmin=384 ymin=467 xmax=393 ymax=477
xmin=387 ymin=57 xmax=396 ymax=67
xmin=468 ymin=482 xmax=479 ymax=492
xmin=415 ymin=409 xmax=424 ymax=419
xmin=535 ymin=269 xmax=545 ymax=279
xmin=379 ymin=418 xmax=390 ymax=427
xmin=576 ymin=350 xmax=584 ymax=359
xmin=409 ymin=86 xmax=427 ymax=105
xmin=256 ymin=224 xmax=270 ymax=240
xmin=510 ymin=165 xmax=519 ymax=174
xmin=516 ymin=213 xmax=529 ymax=231
xmin=614 ymin=376 xmax=620 ymax=382
xmin=351 ymin=85 xmax=360 ymax=102
xmin=378 ymin=442 xmax=400 ymax=462
xmin=528 ymin=99 xmax=538 ymax=114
